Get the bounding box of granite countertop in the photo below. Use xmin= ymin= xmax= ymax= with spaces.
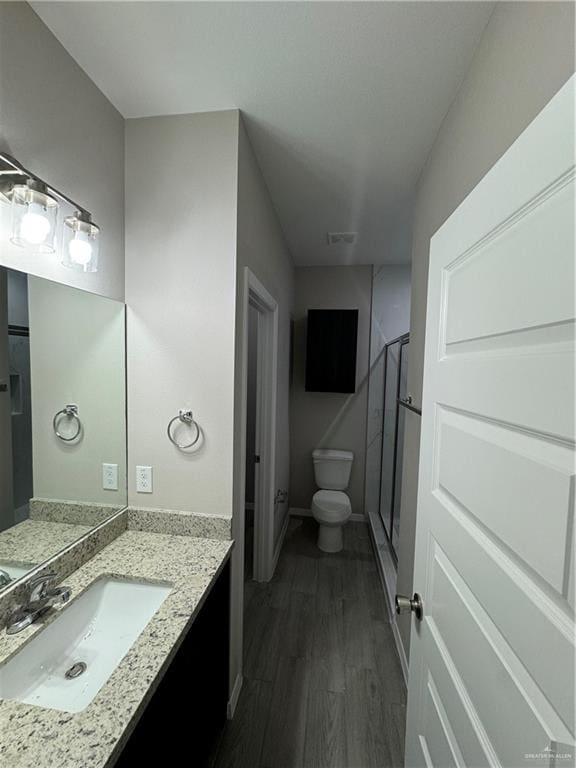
xmin=0 ymin=519 xmax=91 ymax=571
xmin=0 ymin=530 xmax=233 ymax=768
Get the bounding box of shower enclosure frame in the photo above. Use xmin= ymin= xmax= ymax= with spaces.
xmin=378 ymin=331 xmax=417 ymax=564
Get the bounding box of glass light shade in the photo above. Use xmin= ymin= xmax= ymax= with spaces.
xmin=10 ymin=182 xmax=59 ymax=253
xmin=61 ymin=211 xmax=99 ymax=273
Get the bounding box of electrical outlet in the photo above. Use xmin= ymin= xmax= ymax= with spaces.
xmin=102 ymin=463 xmax=118 ymax=491
xmin=136 ymin=465 xmax=153 ymax=494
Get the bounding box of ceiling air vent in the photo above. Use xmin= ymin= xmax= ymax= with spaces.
xmin=327 ymin=232 xmax=357 ymax=246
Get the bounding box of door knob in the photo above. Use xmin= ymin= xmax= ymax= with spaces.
xmin=395 ymin=592 xmax=423 ymax=620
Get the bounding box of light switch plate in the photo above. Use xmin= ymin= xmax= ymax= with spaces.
xmin=136 ymin=465 xmax=153 ymax=493
xmin=102 ymin=463 xmax=118 ymax=491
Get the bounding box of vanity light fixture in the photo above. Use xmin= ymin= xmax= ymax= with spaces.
xmin=9 ymin=179 xmax=59 ymax=253
xmin=61 ymin=210 xmax=100 ymax=273
xmin=0 ymin=152 xmax=100 ymax=271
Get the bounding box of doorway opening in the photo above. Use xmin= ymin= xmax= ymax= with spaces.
xmin=244 ymin=303 xmax=258 ymax=580
xmin=229 ymin=268 xmax=279 ymax=718
xmin=241 ymin=268 xmax=278 ymax=584
xmin=0 ymin=267 xmax=33 ymax=533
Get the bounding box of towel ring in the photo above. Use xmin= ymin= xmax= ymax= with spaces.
xmin=167 ymin=409 xmax=200 ymax=450
xmin=53 ymin=404 xmax=82 ymax=442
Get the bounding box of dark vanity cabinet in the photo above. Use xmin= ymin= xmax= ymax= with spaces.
xmin=114 ymin=562 xmax=230 ymax=767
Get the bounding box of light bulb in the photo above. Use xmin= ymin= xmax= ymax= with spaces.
xmin=9 ymin=181 xmax=58 ymax=253
xmin=68 ymin=237 xmax=93 ymax=266
xmin=62 ymin=210 xmax=99 ymax=272
xmin=20 ymin=210 xmax=51 ymax=245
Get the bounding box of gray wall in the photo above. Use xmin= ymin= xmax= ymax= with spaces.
xmin=396 ymin=0 xmax=576 ymax=660
xmin=290 ymin=265 xmax=372 ymax=516
xmin=125 ymin=111 xmax=238 ymax=516
xmin=0 ymin=3 xmax=125 ymax=301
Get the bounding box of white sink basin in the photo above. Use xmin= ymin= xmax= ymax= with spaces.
xmin=0 ymin=562 xmax=36 ymax=582
xmin=0 ymin=578 xmax=172 ymax=713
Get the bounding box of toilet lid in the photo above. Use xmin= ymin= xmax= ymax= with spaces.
xmin=312 ymin=490 xmax=351 ymax=516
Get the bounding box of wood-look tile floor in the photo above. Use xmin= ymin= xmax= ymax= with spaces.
xmin=210 ymin=517 xmax=407 ymax=768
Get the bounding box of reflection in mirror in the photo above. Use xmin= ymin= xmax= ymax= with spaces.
xmin=0 ymin=267 xmax=126 ymax=589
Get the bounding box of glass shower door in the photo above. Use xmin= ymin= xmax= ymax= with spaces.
xmin=379 ymin=340 xmax=400 ymax=539
xmin=378 ymin=333 xmax=410 ymax=561
xmin=391 ymin=339 xmax=409 ymax=553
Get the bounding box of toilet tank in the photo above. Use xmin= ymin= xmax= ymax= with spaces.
xmin=312 ymin=449 xmax=354 ymax=490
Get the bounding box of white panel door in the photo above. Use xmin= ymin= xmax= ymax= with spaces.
xmin=405 ymin=75 xmax=575 ymax=768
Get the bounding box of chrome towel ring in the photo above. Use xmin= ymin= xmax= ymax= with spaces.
xmin=167 ymin=409 xmax=201 ymax=450
xmin=53 ymin=404 xmax=82 ymax=442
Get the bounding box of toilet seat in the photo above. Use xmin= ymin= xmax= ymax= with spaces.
xmin=312 ymin=490 xmax=352 ymax=524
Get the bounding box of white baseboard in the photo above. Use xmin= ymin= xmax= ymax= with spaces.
xmin=227 ymin=673 xmax=243 ymax=719
xmin=289 ymin=506 xmax=366 ymax=523
xmin=271 ymin=511 xmax=290 ymax=576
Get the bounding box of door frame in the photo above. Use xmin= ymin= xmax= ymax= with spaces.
xmin=239 ymin=267 xmax=278 ymax=582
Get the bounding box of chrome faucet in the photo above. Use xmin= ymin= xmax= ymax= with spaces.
xmin=6 ymin=573 xmax=72 ymax=635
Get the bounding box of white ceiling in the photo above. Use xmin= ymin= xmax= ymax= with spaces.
xmin=32 ymin=1 xmax=494 ymax=266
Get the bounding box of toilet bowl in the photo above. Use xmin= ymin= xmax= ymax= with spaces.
xmin=312 ymin=490 xmax=352 ymax=553
xmin=311 ymin=448 xmax=354 ymax=553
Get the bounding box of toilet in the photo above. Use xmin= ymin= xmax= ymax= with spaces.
xmin=311 ymin=449 xmax=354 ymax=553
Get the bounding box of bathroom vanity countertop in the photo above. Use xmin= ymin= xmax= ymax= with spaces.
xmin=0 ymin=519 xmax=91 ymax=570
xmin=0 ymin=529 xmax=233 ymax=768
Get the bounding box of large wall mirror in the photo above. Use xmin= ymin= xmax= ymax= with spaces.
xmin=0 ymin=266 xmax=126 ymax=590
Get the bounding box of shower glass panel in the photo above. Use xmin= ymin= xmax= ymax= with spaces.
xmin=391 ymin=339 xmax=409 ymax=552
xmin=379 ymin=340 xmax=400 ymax=538
xmin=378 ymin=333 xmax=410 ymax=560
xmin=364 ymin=265 xmax=412 ymax=597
